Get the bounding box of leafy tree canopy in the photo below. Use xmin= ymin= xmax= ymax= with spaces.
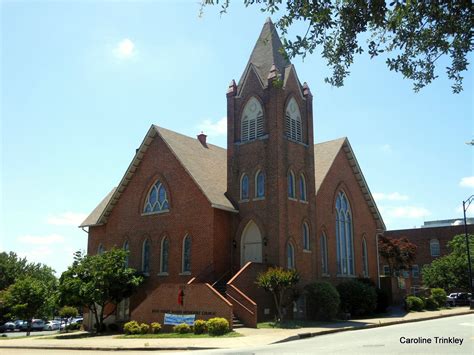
xmin=202 ymin=0 xmax=473 ymax=93
xmin=378 ymin=236 xmax=417 ymax=274
xmin=59 ymin=248 xmax=143 ymax=333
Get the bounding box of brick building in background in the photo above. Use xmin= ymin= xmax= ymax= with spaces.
xmin=80 ymin=19 xmax=385 ymax=328
xmin=383 ymin=219 xmax=474 ymax=296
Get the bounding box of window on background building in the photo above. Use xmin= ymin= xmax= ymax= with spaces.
xmin=160 ymin=237 xmax=169 ymax=274
xmin=116 ymin=298 xmax=130 ymax=322
xmin=362 ymin=237 xmax=369 ymax=277
xmin=182 ymin=235 xmax=191 ymax=273
xmin=430 ymin=239 xmax=440 ymax=257
xmin=320 ymin=233 xmax=328 ymax=275
xmin=383 ymin=265 xmax=391 ymax=276
xmin=142 ymin=239 xmax=150 ymax=274
xmin=97 ymin=244 xmax=105 ymax=255
xmin=123 ymin=241 xmax=129 ymax=267
xmin=255 ymin=170 xmax=265 ymax=198
xmin=144 ymin=181 xmax=169 ymax=213
xmin=288 ymin=170 xmax=296 ymax=198
xmin=287 ymin=242 xmax=295 ymax=269
xmin=285 ymin=97 xmax=302 ymax=142
xmin=240 ymin=174 xmax=249 ymax=200
xmin=335 ymin=191 xmax=354 ymax=275
xmin=412 ymin=265 xmax=420 ymax=278
xmin=302 ymin=223 xmax=310 ymax=250
xmin=241 ymin=97 xmax=264 ymax=142
xmin=299 ymin=174 xmax=307 ymax=201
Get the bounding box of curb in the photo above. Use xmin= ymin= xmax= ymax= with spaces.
xmin=0 ymin=345 xmax=219 ymax=351
xmin=274 ymin=310 xmax=474 ymax=344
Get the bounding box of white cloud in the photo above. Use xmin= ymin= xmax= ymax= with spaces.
xmin=114 ymin=38 xmax=135 ymax=59
xmin=373 ymin=192 xmax=409 ymax=202
xmin=46 ymin=212 xmax=87 ymax=226
xmin=381 ymin=144 xmax=392 ymax=153
xmin=382 ymin=206 xmax=431 ymax=219
xmin=459 ymin=176 xmax=474 ymax=188
xmin=451 ymin=220 xmax=463 ymax=226
xmin=197 ymin=117 xmax=227 ymax=137
xmin=18 ymin=246 xmax=55 ymax=264
xmin=17 ymin=234 xmax=65 ymax=245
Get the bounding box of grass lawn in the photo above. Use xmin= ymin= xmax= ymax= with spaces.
xmin=116 ymin=331 xmax=242 ymax=339
xmin=257 ymin=320 xmax=329 ymax=329
xmin=0 ymin=333 xmax=56 ymax=340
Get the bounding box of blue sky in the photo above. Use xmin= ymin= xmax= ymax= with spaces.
xmin=1 ymin=0 xmax=473 ymax=275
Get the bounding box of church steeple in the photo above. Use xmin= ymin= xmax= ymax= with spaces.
xmin=238 ymin=18 xmax=291 ymax=87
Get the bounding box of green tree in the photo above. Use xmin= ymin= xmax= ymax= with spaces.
xmin=59 ymin=248 xmax=143 ymax=333
xmin=422 ymin=234 xmax=473 ymax=291
xmin=256 ymin=267 xmax=299 ymax=322
xmin=202 ymin=0 xmax=473 ymax=93
xmin=59 ymin=306 xmax=79 ymax=333
xmin=1 ymin=276 xmax=56 ymax=336
xmin=378 ymin=236 xmax=417 ymax=276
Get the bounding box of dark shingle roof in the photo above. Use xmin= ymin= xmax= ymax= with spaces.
xmin=79 ymin=188 xmax=116 ymax=227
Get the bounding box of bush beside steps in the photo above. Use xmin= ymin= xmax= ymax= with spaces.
xmin=123 ymin=317 xmax=230 ymax=336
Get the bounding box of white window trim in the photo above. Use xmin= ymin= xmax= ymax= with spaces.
xmin=336 ymin=192 xmax=355 ymax=276
xmin=302 ymin=222 xmax=310 ymax=251
xmin=299 ymin=174 xmax=307 ymax=202
xmin=241 ymin=97 xmax=264 ymax=143
xmin=430 ymin=239 xmax=440 ymax=257
xmin=287 ymin=242 xmax=295 ymax=269
xmin=143 ymin=181 xmax=170 ymax=214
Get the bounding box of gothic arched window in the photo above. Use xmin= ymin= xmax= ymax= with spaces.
xmin=240 ymin=174 xmax=249 ymax=200
xmin=142 ymin=239 xmax=151 ymax=274
xmin=299 ymin=174 xmax=307 ymax=201
xmin=336 ymin=191 xmax=354 ymax=275
xmin=160 ymin=237 xmax=169 ymax=273
xmin=255 ymin=170 xmax=265 ymax=198
xmin=362 ymin=237 xmax=369 ymax=277
xmin=288 ymin=170 xmax=296 ymax=199
xmin=287 ymin=242 xmax=295 ymax=269
xmin=285 ymin=97 xmax=302 ymax=142
xmin=97 ymin=244 xmax=105 ymax=255
xmin=241 ymin=97 xmax=264 ymax=142
xmin=302 ymin=222 xmax=310 ymax=250
xmin=123 ymin=241 xmax=129 ymax=267
xmin=182 ymin=235 xmax=191 ymax=273
xmin=144 ymin=181 xmax=169 ymax=213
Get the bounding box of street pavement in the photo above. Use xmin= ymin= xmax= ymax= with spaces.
xmin=0 ymin=307 xmax=472 ymax=354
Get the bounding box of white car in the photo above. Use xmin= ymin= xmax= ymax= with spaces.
xmin=43 ymin=321 xmax=60 ymax=331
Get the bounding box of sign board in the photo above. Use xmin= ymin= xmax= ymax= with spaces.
xmin=163 ymin=313 xmax=195 ymax=326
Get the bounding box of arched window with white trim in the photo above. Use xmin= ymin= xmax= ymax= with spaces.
xmin=160 ymin=237 xmax=169 ymax=274
xmin=123 ymin=241 xmax=129 ymax=267
xmin=144 ymin=181 xmax=169 ymax=213
xmin=362 ymin=237 xmax=369 ymax=277
xmin=285 ymin=97 xmax=302 ymax=142
xmin=288 ymin=170 xmax=296 ymax=199
xmin=255 ymin=170 xmax=265 ymax=198
xmin=142 ymin=239 xmax=150 ymax=274
xmin=287 ymin=242 xmax=295 ymax=269
xmin=182 ymin=235 xmax=191 ymax=273
xmin=302 ymin=222 xmax=310 ymax=250
xmin=336 ymin=191 xmax=354 ymax=275
xmin=430 ymin=239 xmax=440 ymax=257
xmin=299 ymin=174 xmax=307 ymax=201
xmin=241 ymin=97 xmax=264 ymax=142
xmin=320 ymin=233 xmax=328 ymax=275
xmin=240 ymin=174 xmax=249 ymax=200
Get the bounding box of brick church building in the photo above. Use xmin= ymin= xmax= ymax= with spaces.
xmin=80 ymin=19 xmax=385 ymax=328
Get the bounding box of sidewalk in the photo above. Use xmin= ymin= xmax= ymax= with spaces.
xmin=0 ymin=307 xmax=472 ymax=351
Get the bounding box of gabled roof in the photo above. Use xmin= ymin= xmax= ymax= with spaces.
xmin=314 ymin=137 xmax=386 ymax=231
xmin=79 ymin=125 xmax=237 ymax=228
xmin=238 ymin=18 xmax=293 ymax=94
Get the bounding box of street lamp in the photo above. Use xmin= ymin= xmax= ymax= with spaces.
xmin=462 ymin=194 xmax=474 ymax=309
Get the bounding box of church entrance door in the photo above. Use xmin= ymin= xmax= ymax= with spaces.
xmin=241 ymin=221 xmax=263 ymax=266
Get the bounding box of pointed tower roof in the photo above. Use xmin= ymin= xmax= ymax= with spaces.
xmin=238 ymin=18 xmax=291 ymax=87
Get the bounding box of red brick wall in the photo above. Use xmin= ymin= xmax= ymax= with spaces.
xmin=131 ymin=283 xmax=233 ymax=332
xmin=87 ymin=133 xmax=232 ymax=317
xmin=315 ymin=148 xmax=380 ymax=285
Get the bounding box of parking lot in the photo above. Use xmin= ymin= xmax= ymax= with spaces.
xmin=1 ymin=330 xmax=59 ymax=338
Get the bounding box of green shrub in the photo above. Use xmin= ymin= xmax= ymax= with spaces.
xmin=430 ymin=288 xmax=447 ymax=308
xmin=305 ymin=281 xmax=340 ymax=320
xmin=375 ymin=288 xmax=390 ymax=313
xmin=66 ymin=323 xmax=80 ymax=331
xmin=193 ymin=319 xmax=207 ymax=334
xmin=138 ymin=323 xmax=149 ymax=334
xmin=206 ymin=317 xmax=230 ymax=336
xmin=424 ymin=296 xmax=439 ymax=310
xmin=337 ymin=280 xmax=377 ymax=317
xmin=123 ymin=321 xmax=140 ymax=335
xmin=406 ymin=296 xmax=424 ymax=312
xmin=150 ymin=322 xmax=161 ymax=334
xmin=173 ymin=323 xmax=191 ymax=334
xmin=59 ymin=306 xmax=79 ymax=319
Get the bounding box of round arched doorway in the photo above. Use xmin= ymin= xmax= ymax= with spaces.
xmin=240 ymin=221 xmax=263 ymax=266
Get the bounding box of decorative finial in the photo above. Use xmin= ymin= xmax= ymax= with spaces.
xmin=227 ymin=79 xmax=237 ymax=95
xmin=303 ymin=82 xmax=312 ymax=97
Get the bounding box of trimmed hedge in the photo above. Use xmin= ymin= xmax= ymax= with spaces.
xmin=123 ymin=321 xmax=140 ymax=335
xmin=337 ymin=280 xmax=377 ymax=317
xmin=406 ymin=296 xmax=424 ymax=311
xmin=305 ymin=281 xmax=340 ymax=320
xmin=173 ymin=323 xmax=192 ymax=334
xmin=193 ymin=319 xmax=207 ymax=334
xmin=430 ymin=288 xmax=447 ymax=308
xmin=206 ymin=317 xmax=229 ymax=336
xmin=150 ymin=322 xmax=161 ymax=334
xmin=424 ymin=296 xmax=439 ymax=310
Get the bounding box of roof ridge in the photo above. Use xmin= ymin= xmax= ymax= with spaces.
xmin=153 ymin=125 xmax=227 ymax=151
xmin=314 ymin=137 xmax=347 ymax=146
